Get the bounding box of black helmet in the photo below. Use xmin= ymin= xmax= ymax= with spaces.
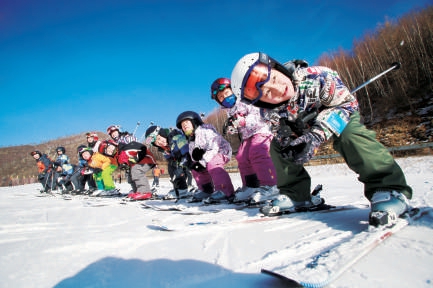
xmin=56 ymin=146 xmax=65 ymax=153
xmin=77 ymin=144 xmax=87 ymax=154
xmin=176 ymin=111 xmax=204 ymax=129
xmin=144 ymin=125 xmax=160 ymax=146
xmin=78 ymin=147 xmax=93 ymax=158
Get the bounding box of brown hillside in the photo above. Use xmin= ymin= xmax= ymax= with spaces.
xmin=0 ymin=132 xmax=168 ymax=187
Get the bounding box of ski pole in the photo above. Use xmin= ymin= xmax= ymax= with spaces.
xmin=350 ymin=62 xmax=401 ymax=94
xmin=132 ymin=121 xmax=140 ymax=137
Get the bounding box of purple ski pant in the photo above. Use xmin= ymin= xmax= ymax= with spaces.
xmin=236 ymin=133 xmax=277 ymax=187
xmin=191 ymin=153 xmax=235 ymax=196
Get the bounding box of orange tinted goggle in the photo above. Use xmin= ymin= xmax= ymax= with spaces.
xmin=242 ymin=62 xmax=270 ymax=104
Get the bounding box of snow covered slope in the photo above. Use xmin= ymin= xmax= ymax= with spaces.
xmin=0 ymin=156 xmax=432 ymax=288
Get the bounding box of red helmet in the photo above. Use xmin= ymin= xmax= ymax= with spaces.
xmin=85 ymin=132 xmax=99 ymax=141
xmin=98 ymin=140 xmax=118 ymax=156
xmin=30 ymin=150 xmax=42 ymax=157
xmin=211 ymin=77 xmax=231 ymax=101
xmin=106 ymin=125 xmax=120 ymax=135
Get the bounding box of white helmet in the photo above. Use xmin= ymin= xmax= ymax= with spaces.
xmin=230 ymin=52 xmax=264 ymax=102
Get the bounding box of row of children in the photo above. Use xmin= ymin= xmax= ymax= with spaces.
xmin=30 ymin=126 xmax=160 ymax=200
xmin=31 ymin=51 xmax=413 ymax=225
xmin=144 ymin=51 xmax=414 ymax=226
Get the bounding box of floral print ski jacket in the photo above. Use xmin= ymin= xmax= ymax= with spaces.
xmin=224 ymin=100 xmax=271 ymax=140
xmin=261 ymin=66 xmax=359 ymax=145
xmin=188 ymin=123 xmax=232 ymax=166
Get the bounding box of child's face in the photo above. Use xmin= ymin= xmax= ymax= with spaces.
xmin=243 ymin=63 xmax=295 ymax=105
xmin=216 ymin=88 xmax=233 ymax=103
xmin=258 ymin=68 xmax=295 ymax=104
xmin=155 ymin=135 xmax=168 ymax=148
xmin=86 ymin=136 xmax=94 ymax=143
xmin=181 ymin=120 xmax=194 ymax=136
xmin=33 ymin=154 xmax=40 ymax=160
xmin=110 ymin=130 xmax=119 ymax=139
xmin=106 ymin=144 xmax=116 ymax=156
xmin=82 ymin=151 xmax=91 ymax=160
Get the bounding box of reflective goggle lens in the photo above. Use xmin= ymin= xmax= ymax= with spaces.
xmin=242 ymin=62 xmax=270 ymax=103
xmin=212 ymin=83 xmax=230 ymax=97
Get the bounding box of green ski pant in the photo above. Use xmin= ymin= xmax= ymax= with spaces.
xmin=93 ymin=164 xmax=117 ymax=190
xmin=270 ymin=112 xmax=412 ymax=202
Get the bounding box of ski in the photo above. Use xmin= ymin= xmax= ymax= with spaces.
xmin=261 ymin=207 xmax=430 ymax=288
xmin=149 ymin=204 xmax=363 ymax=231
xmin=148 ymin=219 xmax=220 ymax=231
xmin=140 ymin=203 xmax=222 ymax=215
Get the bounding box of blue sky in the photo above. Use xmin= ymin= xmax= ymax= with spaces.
xmin=0 ymin=0 xmax=430 ymax=147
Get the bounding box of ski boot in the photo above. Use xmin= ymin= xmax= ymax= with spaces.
xmin=129 ymin=192 xmax=153 ymax=201
xmin=189 ymin=190 xmax=212 ymax=203
xmin=369 ymin=191 xmax=409 ymax=227
xmin=163 ymin=189 xmax=189 ymax=200
xmin=260 ymin=185 xmax=326 ymax=216
xmin=260 ymin=195 xmax=296 ymax=216
xmin=99 ymin=189 xmax=121 ymax=197
xmin=249 ymin=185 xmax=280 ymax=205
xmin=232 ymin=187 xmax=258 ymax=203
xmin=203 ymin=191 xmax=234 ymax=205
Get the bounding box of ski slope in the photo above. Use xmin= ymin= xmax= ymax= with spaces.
xmin=0 ymin=156 xmax=432 ymax=288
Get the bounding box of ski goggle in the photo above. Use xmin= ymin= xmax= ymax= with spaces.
xmin=242 ymin=60 xmax=271 ymax=104
xmin=211 ymin=83 xmax=230 ymax=99
xmin=85 ymin=132 xmax=97 ymax=138
xmin=145 ymin=126 xmax=160 ymax=146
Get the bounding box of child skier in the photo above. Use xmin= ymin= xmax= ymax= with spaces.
xmin=79 ymin=147 xmax=119 ymax=197
xmin=106 ymin=125 xmax=137 ymax=192
xmin=117 ymin=141 xmax=157 ymax=201
xmin=74 ymin=145 xmax=97 ymax=194
xmin=106 ymin=125 xmax=137 ymax=144
xmin=211 ymin=77 xmax=278 ymax=205
xmin=176 ymin=111 xmax=235 ymax=203
xmin=55 ymin=146 xmax=70 ymax=165
xmin=145 ymin=126 xmax=192 ymax=200
xmin=53 ymin=161 xmax=81 ymax=194
xmin=85 ymin=132 xmax=101 ymax=153
xmin=30 ymin=150 xmax=54 ymax=193
xmin=230 ymin=52 xmax=412 ymax=225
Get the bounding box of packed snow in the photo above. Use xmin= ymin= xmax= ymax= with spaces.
xmin=1 ymin=156 xmax=432 ymax=288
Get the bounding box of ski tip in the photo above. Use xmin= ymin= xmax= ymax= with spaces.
xmin=147 ymin=224 xmax=175 ymax=231
xmin=261 ymin=269 xmax=303 ymax=287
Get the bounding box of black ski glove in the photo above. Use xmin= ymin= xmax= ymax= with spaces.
xmin=137 ymin=145 xmax=147 ymax=162
xmin=192 ymin=148 xmax=205 ymax=161
xmin=289 ymin=132 xmax=324 ymax=165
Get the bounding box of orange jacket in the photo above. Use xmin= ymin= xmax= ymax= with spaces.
xmin=153 ymin=167 xmax=161 ymax=177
